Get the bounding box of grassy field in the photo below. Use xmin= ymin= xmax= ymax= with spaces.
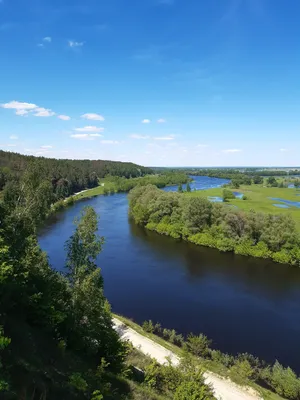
xmin=186 ymin=184 xmax=300 ymax=230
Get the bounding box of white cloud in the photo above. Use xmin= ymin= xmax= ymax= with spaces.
xmin=130 ymin=134 xmax=149 ymax=139
xmin=101 ymin=140 xmax=120 ymax=145
xmin=1 ymin=101 xmax=37 ymax=110
xmin=280 ymin=148 xmax=288 ymax=152
xmin=37 ymin=44 xmax=44 ymax=48
xmin=15 ymin=109 xmax=29 ymax=116
xmin=71 ymin=133 xmax=102 ymax=140
xmin=43 ymin=36 xmax=52 ymax=42
xmin=157 ymin=118 xmax=166 ymax=123
xmin=58 ymin=115 xmax=71 ymax=120
xmin=81 ymin=113 xmax=105 ymax=121
xmin=9 ymin=135 xmax=18 ymax=140
xmin=7 ymin=144 xmax=17 ymax=147
xmin=75 ymin=126 xmax=104 ymax=133
xmin=69 ymin=40 xmax=84 ymax=48
xmin=222 ymin=149 xmax=242 ymax=153
xmin=153 ymin=135 xmax=175 ymax=141
xmin=197 ymin=144 xmax=209 ymax=148
xmin=142 ymin=119 xmax=151 ymax=124
xmin=40 ymin=145 xmax=53 ymax=149
xmin=33 ymin=107 xmax=55 ymax=117
xmin=2 ymin=100 xmax=55 ymax=117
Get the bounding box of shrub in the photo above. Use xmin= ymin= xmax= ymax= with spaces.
xmin=230 ymin=359 xmax=254 ymax=382
xmin=142 ymin=320 xmax=154 ymax=333
xmin=223 ymin=189 xmax=236 ymax=202
xmin=174 ymin=381 xmax=216 ymax=400
xmin=264 ymin=361 xmax=300 ymax=400
xmin=184 ymin=333 xmax=212 ymax=358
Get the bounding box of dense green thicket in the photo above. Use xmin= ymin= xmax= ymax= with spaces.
xmin=128 ymin=185 xmax=300 ymax=266
xmin=0 ymin=149 xmax=153 ymax=196
xmin=0 ymin=164 xmax=126 ymax=398
xmin=141 ymin=319 xmax=300 ymax=400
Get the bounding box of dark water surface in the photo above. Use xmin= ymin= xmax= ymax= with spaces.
xmin=39 ymin=176 xmax=300 ymax=372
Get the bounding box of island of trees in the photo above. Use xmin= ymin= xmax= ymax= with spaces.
xmin=129 ymin=185 xmax=300 ymax=266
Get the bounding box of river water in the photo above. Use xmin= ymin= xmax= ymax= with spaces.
xmin=39 ymin=176 xmax=300 ymax=372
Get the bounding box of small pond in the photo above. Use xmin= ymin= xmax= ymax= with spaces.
xmin=269 ymin=198 xmax=300 ymax=208
xmin=273 ymin=204 xmax=290 ymax=209
xmin=208 ymin=196 xmax=223 ymax=203
xmin=233 ymin=192 xmax=244 ymax=199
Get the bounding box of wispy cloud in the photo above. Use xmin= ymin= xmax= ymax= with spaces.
xmin=2 ymin=101 xmax=37 ymax=110
xmin=153 ymin=135 xmax=175 ymax=141
xmin=69 ymin=40 xmax=84 ymax=48
xmin=280 ymin=148 xmax=288 ymax=152
xmin=130 ymin=134 xmax=149 ymax=139
xmin=75 ymin=126 xmax=104 ymax=133
xmin=81 ymin=113 xmax=105 ymax=121
xmin=9 ymin=135 xmax=18 ymax=140
xmin=157 ymin=118 xmax=166 ymax=123
xmin=2 ymin=100 xmax=55 ymax=117
xmin=197 ymin=144 xmax=209 ymax=148
xmin=33 ymin=107 xmax=55 ymax=117
xmin=43 ymin=36 xmax=52 ymax=42
xmin=101 ymin=140 xmax=121 ymax=145
xmin=71 ymin=133 xmax=102 ymax=140
xmin=222 ymin=148 xmax=242 ymax=153
xmin=58 ymin=115 xmax=71 ymax=120
xmin=40 ymin=145 xmax=53 ymax=149
xmin=142 ymin=119 xmax=151 ymax=124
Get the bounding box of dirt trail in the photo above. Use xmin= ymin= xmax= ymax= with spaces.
xmin=113 ymin=318 xmax=262 ymax=400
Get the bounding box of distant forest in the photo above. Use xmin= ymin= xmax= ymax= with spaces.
xmin=0 ymin=150 xmax=153 ymax=197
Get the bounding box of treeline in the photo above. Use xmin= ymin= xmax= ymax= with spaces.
xmin=141 ymin=320 xmax=300 ymax=400
xmin=0 ymin=164 xmax=126 ymax=398
xmin=128 ymin=185 xmax=300 ymax=266
xmin=0 ymin=149 xmax=153 ymax=197
xmin=184 ymin=168 xmax=300 ymax=180
xmin=102 ymin=173 xmax=189 ymax=195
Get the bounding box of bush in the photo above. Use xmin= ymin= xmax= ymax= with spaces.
xmin=230 ymin=360 xmax=254 ymax=382
xmin=142 ymin=320 xmax=154 ymax=333
xmin=223 ymin=189 xmax=236 ymax=202
xmin=184 ymin=334 xmax=212 ymax=358
xmin=264 ymin=361 xmax=300 ymax=400
xmin=174 ymin=381 xmax=215 ymax=400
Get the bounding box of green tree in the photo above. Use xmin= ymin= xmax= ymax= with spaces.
xmin=222 ymin=189 xmax=235 ymax=202
xmin=186 ymin=182 xmax=191 ymax=192
xmin=185 ymin=333 xmax=212 ymax=358
xmin=178 ymin=183 xmax=183 ymax=193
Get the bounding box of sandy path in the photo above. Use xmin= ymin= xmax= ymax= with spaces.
xmin=113 ymin=318 xmax=262 ymax=400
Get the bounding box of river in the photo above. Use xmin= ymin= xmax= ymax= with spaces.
xmin=39 ymin=176 xmax=300 ymax=372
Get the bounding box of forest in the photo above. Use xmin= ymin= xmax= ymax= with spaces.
xmin=129 ymin=185 xmax=300 ymax=266
xmin=182 ymin=168 xmax=300 ymax=180
xmin=0 ymin=163 xmax=215 ymax=399
xmin=0 ymin=150 xmax=153 ymax=197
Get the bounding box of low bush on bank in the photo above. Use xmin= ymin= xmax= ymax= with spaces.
xmin=141 ymin=320 xmax=300 ymax=400
xmin=128 ymin=185 xmax=300 ymax=267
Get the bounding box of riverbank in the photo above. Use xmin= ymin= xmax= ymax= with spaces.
xmin=113 ymin=314 xmax=287 ymax=400
xmin=186 ymin=184 xmax=300 ymax=230
xmin=128 ymin=184 xmax=300 ymax=267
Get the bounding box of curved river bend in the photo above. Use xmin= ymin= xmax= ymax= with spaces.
xmin=39 ymin=177 xmax=300 ymax=372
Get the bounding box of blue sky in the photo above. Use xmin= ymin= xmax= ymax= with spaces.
xmin=0 ymin=0 xmax=299 ymax=167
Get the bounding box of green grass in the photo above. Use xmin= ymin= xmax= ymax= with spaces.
xmin=186 ymin=184 xmax=300 ymax=230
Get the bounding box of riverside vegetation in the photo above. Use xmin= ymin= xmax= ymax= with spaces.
xmin=0 ymin=162 xmax=213 ymax=399
xmin=128 ymin=185 xmax=300 ymax=266
xmin=135 ymin=318 xmax=300 ymax=400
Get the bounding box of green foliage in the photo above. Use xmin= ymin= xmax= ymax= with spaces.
xmin=263 ymin=361 xmax=300 ymax=399
xmin=178 ymin=183 xmax=183 ymax=193
xmin=222 ymin=189 xmax=236 ymax=202
xmin=174 ymin=381 xmax=214 ymax=400
xmin=129 ymin=185 xmax=300 ymax=266
xmin=186 ymin=182 xmax=191 ymax=192
xmin=185 ymin=334 xmax=212 ymax=358
xmin=143 ymin=320 xmax=155 ymax=333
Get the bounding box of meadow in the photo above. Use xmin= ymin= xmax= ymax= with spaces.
xmin=186 ymin=184 xmax=300 ymax=230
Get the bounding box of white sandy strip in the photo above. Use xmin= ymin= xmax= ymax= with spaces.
xmin=113 ymin=318 xmax=262 ymax=400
